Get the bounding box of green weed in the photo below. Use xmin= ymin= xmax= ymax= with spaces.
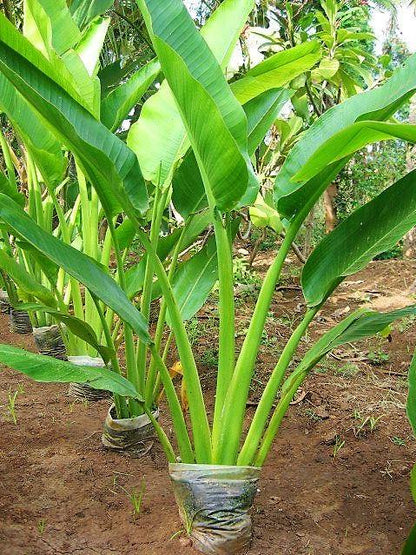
xmin=367 ymin=350 xmax=390 ymax=365
xmin=201 ymin=348 xmax=219 ymax=368
xmin=391 ymin=436 xmax=406 ymax=446
xmin=233 ymin=257 xmax=260 ymax=286
xmin=353 ymin=411 xmax=383 ymax=436
xmin=337 ymin=362 xmax=360 ymax=377
xmin=332 ymin=435 xmax=345 ymax=458
xmin=6 ymin=389 xmax=19 ymax=424
xmin=304 ymin=408 xmax=322 ymax=422
xmin=37 ymin=519 xmax=46 ymax=534
xmin=397 ymin=314 xmax=416 ymax=334
xmin=121 ymin=480 xmax=146 ymax=520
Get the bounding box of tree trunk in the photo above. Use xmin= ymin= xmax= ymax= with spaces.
xmin=303 ymin=205 xmax=316 ymax=258
xmin=324 ymin=183 xmax=338 ymax=233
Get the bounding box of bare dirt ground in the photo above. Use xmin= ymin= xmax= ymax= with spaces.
xmin=1 ymin=258 xmax=416 ymax=554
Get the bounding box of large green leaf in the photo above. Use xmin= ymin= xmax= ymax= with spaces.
xmin=171 ymin=153 xmax=207 ymax=220
xmin=162 ymin=220 xmax=239 ymax=323
xmin=408 ymin=350 xmax=416 ymax=437
xmin=21 ymin=2 xmax=98 ymax=114
xmin=125 ymin=210 xmax=212 ymax=298
xmin=15 ymin=239 xmax=59 ymax=286
xmin=101 ymin=58 xmax=160 ymax=131
xmin=129 ymin=0 xmax=255 ymax=187
xmin=293 ymin=305 xmax=416 ymax=382
xmin=405 ymin=351 xmax=416 ymax=554
xmin=402 ymin=520 xmax=416 ymax=555
xmin=23 ymin=0 xmax=81 ymax=57
xmin=70 ymin=0 xmax=114 ymax=29
xmin=242 ymin=304 xmax=416 ymax=467
xmin=245 ymin=88 xmax=292 ymax=155
xmin=294 ymin=121 xmax=416 ymax=183
xmin=199 ymin=0 xmax=253 ymax=66
xmin=0 ymin=170 xmax=25 ymax=206
xmin=411 ymin=464 xmax=416 ymax=505
xmin=168 ymin=237 xmax=218 ymax=323
xmin=60 ymin=49 xmax=101 ymax=115
xmin=172 ymin=88 xmax=290 ymax=219
xmin=127 ymin=83 xmax=189 ymax=187
xmin=18 ymin=302 xmax=114 ymax=363
xmin=275 ymin=52 xmax=416 ymax=220
xmin=0 ymin=195 xmax=150 ymax=343
xmin=0 ymin=22 xmax=147 ymax=216
xmin=99 ymin=58 xmax=142 ymax=94
xmin=0 ymin=73 xmax=65 ymax=187
xmin=75 ymin=16 xmax=110 ymax=77
xmin=230 ymin=41 xmax=321 ymax=104
xmin=299 ymin=306 xmax=416 ymax=372
xmin=325 ymin=307 xmax=416 ymax=349
xmin=0 ymin=344 xmax=140 ymax=399
xmin=302 ymin=170 xmax=416 ymax=307
xmin=0 ymin=13 xmax=91 ymax=113
xmin=137 ymin=0 xmax=254 ymax=212
xmin=114 ymin=218 xmax=137 ymax=252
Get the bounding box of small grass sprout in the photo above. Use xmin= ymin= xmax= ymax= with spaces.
xmin=305 ymin=408 xmax=323 ymax=422
xmin=397 ymin=314 xmax=416 ymax=334
xmin=233 ymin=257 xmax=259 ymax=286
xmin=6 ymin=389 xmax=19 ymax=425
xmin=332 ymin=435 xmax=345 ymax=458
xmin=337 ymin=362 xmax=360 ymax=378
xmin=121 ymin=480 xmax=146 ymax=520
xmin=353 ymin=411 xmax=384 ymax=436
xmin=37 ymin=519 xmax=46 ymax=534
xmin=391 ymin=436 xmax=406 ymax=446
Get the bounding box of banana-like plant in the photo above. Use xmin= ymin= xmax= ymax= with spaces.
xmin=0 ymin=0 xmax=161 ymax=364
xmin=1 ymin=0 xmax=416 ymax=552
xmin=0 ymin=0 xmax=321 ymax=419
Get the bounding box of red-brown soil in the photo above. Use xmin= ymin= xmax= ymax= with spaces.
xmin=1 ymin=259 xmax=416 ymax=554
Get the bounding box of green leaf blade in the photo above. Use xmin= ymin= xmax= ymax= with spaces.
xmin=298 ymin=305 xmax=416 ymax=378
xmin=294 ymin=121 xmax=416 ymax=183
xmin=101 ymin=58 xmax=160 ymax=131
xmin=231 ymin=41 xmax=321 ymax=104
xmin=0 ymin=345 xmax=141 ymax=400
xmin=302 ymin=170 xmax=416 ymax=307
xmin=275 ymin=52 xmax=416 ymax=220
xmin=0 ymin=196 xmax=150 ymax=344
xmin=138 ymin=0 xmax=253 ymax=212
xmin=129 ymin=0 xmax=256 ymax=189
xmin=0 ymin=25 xmax=148 ymax=216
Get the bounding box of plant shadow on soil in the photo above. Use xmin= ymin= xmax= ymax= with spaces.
xmin=1 ymin=258 xmax=416 ymax=554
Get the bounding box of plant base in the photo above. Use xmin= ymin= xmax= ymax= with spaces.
xmin=68 ymin=356 xmax=111 ymax=401
xmin=169 ymin=463 xmax=260 ymax=555
xmin=102 ymin=403 xmax=158 ymax=456
xmin=33 ymin=325 xmax=67 ymax=360
xmin=9 ymin=308 xmax=32 ymax=334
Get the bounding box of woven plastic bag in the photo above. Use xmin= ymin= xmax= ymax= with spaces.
xmin=9 ymin=308 xmax=32 ymax=334
xmin=33 ymin=325 xmax=67 ymax=360
xmin=68 ymin=356 xmax=111 ymax=400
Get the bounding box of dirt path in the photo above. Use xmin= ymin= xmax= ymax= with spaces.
xmin=1 ymin=260 xmax=416 ymax=554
